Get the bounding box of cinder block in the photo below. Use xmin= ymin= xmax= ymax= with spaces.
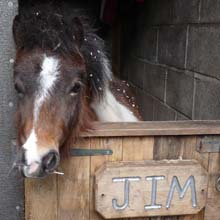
xmin=200 ymin=0 xmax=220 ymax=23
xmin=136 ymin=88 xmax=154 ymax=121
xmin=136 ymin=28 xmax=157 ymax=62
xmin=127 ymin=58 xmax=145 ymax=88
xmin=0 ymin=1 xmax=24 ymax=220
xmin=158 ymin=25 xmax=187 ymax=68
xmin=187 ymin=25 xmax=220 ymax=79
xmin=143 ymin=63 xmax=166 ymax=101
xmin=153 ymin=99 xmax=176 ymax=121
xmin=194 ymin=78 xmax=220 ymax=120
xmin=143 ymin=0 xmax=173 ymax=25
xmin=166 ymin=70 xmax=194 ymax=117
xmin=172 ymin=0 xmax=200 ymax=23
xmin=142 ymin=0 xmax=199 ymax=25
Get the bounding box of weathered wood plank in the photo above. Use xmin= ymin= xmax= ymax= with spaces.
xmin=153 ymin=136 xmax=209 ymax=220
xmin=95 ymin=160 xmax=208 ymax=219
xmin=81 ymin=121 xmax=220 ymax=137
xmin=181 ymin=137 xmax=209 ymax=220
xmin=122 ymin=137 xmax=154 ymax=161
xmin=122 ymin=137 xmax=154 ymax=220
xmin=196 ymin=135 xmax=220 ymax=153
xmin=204 ymin=153 xmax=220 ymax=220
xmin=25 ymin=176 xmax=57 ymax=220
xmin=57 ymin=138 xmax=90 ymax=220
xmin=90 ymin=137 xmax=123 ymax=220
xmin=25 ymin=134 xmax=219 ymax=220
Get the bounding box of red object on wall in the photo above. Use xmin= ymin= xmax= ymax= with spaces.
xmin=100 ymin=0 xmax=118 ymax=25
xmin=100 ymin=0 xmax=145 ymax=25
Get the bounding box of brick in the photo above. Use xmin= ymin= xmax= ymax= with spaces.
xmin=153 ymin=100 xmax=176 ymax=121
xmin=143 ymin=0 xmax=173 ymax=26
xmin=136 ymin=88 xmax=154 ymax=121
xmin=127 ymin=58 xmax=145 ymax=88
xmin=172 ymin=0 xmax=200 ymax=23
xmin=158 ymin=26 xmax=187 ymax=68
xmin=194 ymin=78 xmax=220 ymax=120
xmin=143 ymin=63 xmax=166 ymax=101
xmin=141 ymin=0 xmax=199 ymax=25
xmin=166 ymin=70 xmax=194 ymax=117
xmin=187 ymin=25 xmax=220 ymax=79
xmin=136 ymin=28 xmax=157 ymax=62
xmin=200 ymin=0 xmax=220 ymax=23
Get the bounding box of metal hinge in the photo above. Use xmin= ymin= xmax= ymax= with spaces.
xmin=70 ymin=148 xmax=113 ymax=156
xmin=196 ymin=136 xmax=220 ymax=153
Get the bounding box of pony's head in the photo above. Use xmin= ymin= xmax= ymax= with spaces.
xmin=12 ymin=8 xmax=104 ymax=178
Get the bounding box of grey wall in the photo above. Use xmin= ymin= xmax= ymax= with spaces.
xmin=121 ymin=0 xmax=220 ymax=121
xmin=0 ymin=1 xmax=24 ymax=219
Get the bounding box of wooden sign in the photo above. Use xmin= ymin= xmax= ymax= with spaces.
xmin=95 ymin=160 xmax=208 ymax=219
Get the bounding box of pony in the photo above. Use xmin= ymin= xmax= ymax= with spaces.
xmin=13 ymin=2 xmax=141 ymax=178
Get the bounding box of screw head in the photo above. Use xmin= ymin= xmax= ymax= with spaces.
xmin=8 ymin=1 xmax=13 ymax=7
xmin=216 ymin=176 xmax=220 ymax=192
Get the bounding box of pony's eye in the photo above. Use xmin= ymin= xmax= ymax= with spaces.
xmin=69 ymin=83 xmax=81 ymax=96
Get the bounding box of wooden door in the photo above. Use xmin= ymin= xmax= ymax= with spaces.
xmin=25 ymin=121 xmax=220 ymax=220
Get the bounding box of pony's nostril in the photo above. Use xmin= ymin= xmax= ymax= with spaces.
xmin=42 ymin=150 xmax=60 ymax=172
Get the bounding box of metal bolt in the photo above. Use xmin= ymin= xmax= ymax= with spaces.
xmin=15 ymin=206 xmax=20 ymax=211
xmin=216 ymin=176 xmax=220 ymax=192
xmin=8 ymin=102 xmax=14 ymax=107
xmin=8 ymin=1 xmax=13 ymax=7
xmin=9 ymin=58 xmax=14 ymax=64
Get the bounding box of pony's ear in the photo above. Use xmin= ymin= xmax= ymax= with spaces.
xmin=13 ymin=15 xmax=23 ymax=48
xmin=72 ymin=17 xmax=84 ymax=48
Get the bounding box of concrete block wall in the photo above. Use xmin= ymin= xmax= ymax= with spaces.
xmin=120 ymin=0 xmax=220 ymax=121
xmin=0 ymin=1 xmax=24 ymax=220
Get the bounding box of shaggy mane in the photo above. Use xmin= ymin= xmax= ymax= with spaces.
xmin=13 ymin=2 xmax=112 ymax=100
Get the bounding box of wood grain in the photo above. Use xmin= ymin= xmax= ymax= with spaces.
xmin=152 ymin=136 xmax=209 ymax=220
xmin=82 ymin=121 xmax=220 ymax=137
xmin=57 ymin=138 xmax=90 ymax=220
xmin=25 ymin=176 xmax=57 ymax=220
xmin=122 ymin=137 xmax=154 ymax=220
xmin=90 ymin=137 xmax=123 ymax=220
xmin=95 ymin=160 xmax=208 ymax=219
xmin=25 ymin=129 xmax=220 ymax=220
xmin=204 ymin=153 xmax=220 ymax=220
xmin=122 ymin=137 xmax=154 ymax=161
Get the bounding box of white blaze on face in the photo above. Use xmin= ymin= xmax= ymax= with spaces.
xmin=34 ymin=56 xmax=60 ymax=120
xmin=22 ymin=55 xmax=60 ymax=166
xmin=22 ymin=129 xmax=39 ymax=165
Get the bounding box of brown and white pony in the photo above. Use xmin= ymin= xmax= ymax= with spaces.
xmin=13 ymin=3 xmax=141 ymax=178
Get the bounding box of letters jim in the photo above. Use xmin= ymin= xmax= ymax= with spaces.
xmin=112 ymin=175 xmax=197 ymax=211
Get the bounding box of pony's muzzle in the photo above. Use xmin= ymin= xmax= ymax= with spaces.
xmin=21 ymin=150 xmax=60 ymax=178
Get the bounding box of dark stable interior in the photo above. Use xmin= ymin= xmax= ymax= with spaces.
xmin=18 ymin=0 xmax=220 ymax=121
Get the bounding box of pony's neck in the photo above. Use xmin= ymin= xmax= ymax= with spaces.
xmin=91 ymin=85 xmax=139 ymax=122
